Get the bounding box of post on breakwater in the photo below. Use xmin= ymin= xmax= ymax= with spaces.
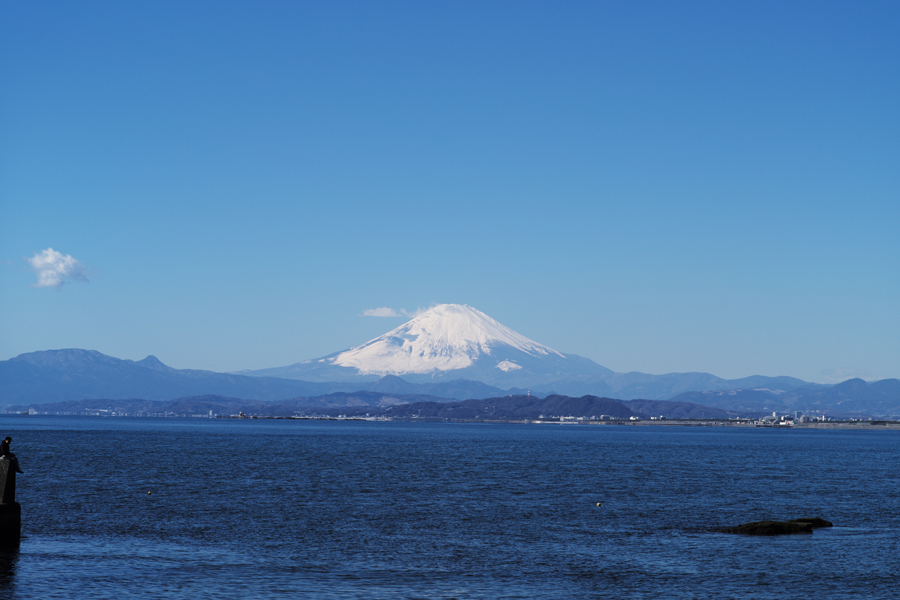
xmin=0 ymin=460 xmax=20 ymax=546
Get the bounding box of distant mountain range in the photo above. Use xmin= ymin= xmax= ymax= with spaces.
xmin=0 ymin=349 xmax=346 ymax=404
xmin=3 ymin=356 xmax=897 ymax=418
xmin=0 ymin=349 xmax=514 ymax=406
xmin=1 ymin=304 xmax=897 ymax=416
xmin=671 ymin=378 xmax=900 ymax=418
xmin=1 ymin=346 xmax=815 ymax=407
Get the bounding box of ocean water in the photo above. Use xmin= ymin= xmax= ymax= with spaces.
xmin=0 ymin=415 xmax=898 ymax=599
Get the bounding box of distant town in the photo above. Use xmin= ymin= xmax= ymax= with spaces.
xmin=12 ymin=406 xmax=899 ymax=429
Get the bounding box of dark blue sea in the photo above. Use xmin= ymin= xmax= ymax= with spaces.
xmin=1 ymin=416 xmax=898 ymax=599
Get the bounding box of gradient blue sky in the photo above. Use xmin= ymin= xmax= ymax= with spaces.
xmin=1 ymin=1 xmax=897 ymax=383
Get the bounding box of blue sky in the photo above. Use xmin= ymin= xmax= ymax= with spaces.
xmin=1 ymin=1 xmax=897 ymax=383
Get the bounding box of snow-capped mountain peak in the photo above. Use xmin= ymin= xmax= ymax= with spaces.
xmin=331 ymin=304 xmax=563 ymax=375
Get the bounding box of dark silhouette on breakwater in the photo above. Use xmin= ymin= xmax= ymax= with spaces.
xmin=0 ymin=438 xmax=23 ymax=475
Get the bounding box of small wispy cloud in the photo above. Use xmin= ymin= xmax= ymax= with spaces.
xmin=403 ymin=306 xmax=431 ymax=318
xmin=361 ymin=305 xmax=433 ymax=318
xmin=361 ymin=307 xmax=404 ymax=317
xmin=26 ymin=248 xmax=89 ymax=290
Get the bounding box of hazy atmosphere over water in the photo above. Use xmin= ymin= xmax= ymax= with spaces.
xmin=1 ymin=1 xmax=898 ymax=383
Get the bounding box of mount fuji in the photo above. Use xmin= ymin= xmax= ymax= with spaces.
xmin=245 ymin=304 xmax=613 ymax=389
xmin=1 ymin=304 xmax=840 ymax=406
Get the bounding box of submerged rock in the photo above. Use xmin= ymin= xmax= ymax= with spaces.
xmin=718 ymin=518 xmax=833 ymax=535
xmin=790 ymin=517 xmax=833 ymax=529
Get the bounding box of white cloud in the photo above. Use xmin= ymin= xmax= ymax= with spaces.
xmin=361 ymin=307 xmax=404 ymax=317
xmin=401 ymin=306 xmax=431 ymax=318
xmin=361 ymin=305 xmax=433 ymax=318
xmin=26 ymin=248 xmax=89 ymax=290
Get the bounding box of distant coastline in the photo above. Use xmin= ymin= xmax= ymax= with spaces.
xmin=7 ymin=412 xmax=898 ymax=431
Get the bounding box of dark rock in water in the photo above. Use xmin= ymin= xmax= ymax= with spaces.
xmin=719 ymin=520 xmax=813 ymax=535
xmin=717 ymin=518 xmax=833 ymax=535
xmin=790 ymin=517 xmax=833 ymax=529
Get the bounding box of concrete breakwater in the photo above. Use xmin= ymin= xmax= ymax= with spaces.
xmin=0 ymin=459 xmax=20 ymax=546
